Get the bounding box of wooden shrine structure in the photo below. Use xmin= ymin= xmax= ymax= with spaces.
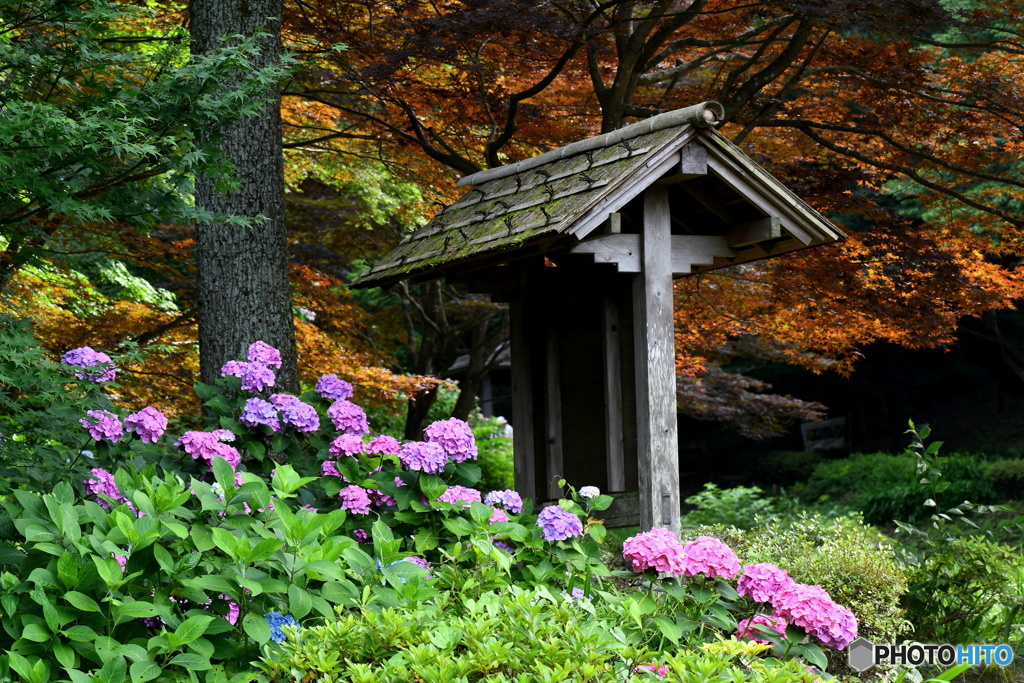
xmin=353 ymin=101 xmax=844 ymax=533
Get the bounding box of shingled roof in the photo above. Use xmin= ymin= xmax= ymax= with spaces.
xmin=353 ymin=101 xmax=843 ymax=289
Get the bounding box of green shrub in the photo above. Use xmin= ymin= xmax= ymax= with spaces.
xmin=257 ymin=585 xmax=833 ymax=683
xmin=681 ymin=483 xmax=775 ymax=530
xmin=758 ymin=451 xmax=823 ymax=486
xmin=471 ymin=414 xmax=513 ymax=491
xmin=984 ymin=458 xmax=1024 ymax=500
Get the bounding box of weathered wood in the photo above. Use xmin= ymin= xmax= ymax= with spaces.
xmin=656 ymin=144 xmax=708 ymax=185
xmin=602 ymin=292 xmax=626 ymax=491
xmin=633 ymin=186 xmax=680 ymax=533
xmin=571 ymin=234 xmax=736 ymax=275
xmin=510 ymin=293 xmax=536 ymax=502
xmin=727 ymin=216 xmax=782 ymax=248
xmin=545 ymin=316 xmax=564 ymax=499
xmin=591 ymin=493 xmax=640 ymax=528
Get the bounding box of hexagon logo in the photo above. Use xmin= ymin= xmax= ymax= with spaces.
xmin=847 ymin=637 xmax=876 ymax=672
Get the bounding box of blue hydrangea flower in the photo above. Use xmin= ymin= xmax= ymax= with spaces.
xmin=264 ymin=611 xmax=299 ymax=643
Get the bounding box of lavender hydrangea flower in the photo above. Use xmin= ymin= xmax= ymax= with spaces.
xmin=176 ymin=430 xmax=241 ymax=468
xmin=338 ymin=485 xmax=372 ymax=514
xmin=240 ymin=397 xmax=281 ymax=431
xmin=483 ymin=489 xmax=524 ymax=514
xmin=80 ymin=410 xmax=123 ymax=443
xmin=680 ymin=536 xmax=741 ymax=579
xmin=321 ymin=460 xmax=341 ymax=477
xmin=247 ymin=341 xmax=282 ymax=369
xmin=398 ymin=441 xmax=448 ymax=473
xmin=489 ymin=507 xmax=509 ymax=523
xmin=270 ymin=394 xmax=319 ymax=432
xmin=622 ymin=527 xmax=687 ymax=575
xmin=536 ymin=505 xmax=584 ymax=541
xmin=221 ymin=360 xmax=248 ymax=378
xmin=62 ymin=347 xmax=116 ymax=382
xmin=123 ymin=407 xmax=167 ymax=443
xmin=368 ymin=487 xmax=397 ymax=507
xmin=737 ymin=563 xmax=794 ymax=603
xmin=327 ymin=400 xmax=369 ymax=436
xmin=329 ymin=433 xmax=366 ymax=457
xmin=435 ymin=485 xmax=481 ymax=508
xmin=83 ymin=468 xmax=130 ymax=508
xmin=241 ymin=361 xmax=275 ymax=392
xmin=367 ymin=435 xmax=401 ymax=455
xmin=424 ymin=417 xmax=477 ymax=462
xmin=399 ymin=556 xmax=431 ymax=578
xmin=316 ymin=374 xmax=353 ymax=401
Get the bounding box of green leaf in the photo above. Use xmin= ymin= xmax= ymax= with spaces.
xmin=64 ymin=591 xmax=101 ymax=612
xmin=129 ymin=661 xmax=161 ymax=683
xmin=63 ymin=625 xmax=99 ymax=642
xmin=652 ymin=615 xmax=682 ymax=644
xmin=56 ymin=552 xmax=79 ymax=589
xmin=114 ymin=600 xmax=158 ymax=622
xmin=442 ymin=517 xmax=475 ymax=538
xmin=242 ymin=612 xmax=271 ymax=645
xmin=191 ymin=525 xmax=215 ymax=552
xmin=53 ymin=642 xmax=75 ymax=671
xmin=97 ymin=654 xmax=127 ymax=683
xmin=21 ymin=622 xmax=50 ymax=642
xmin=287 ymin=584 xmax=312 ymax=620
xmin=172 ymin=615 xmax=214 ymax=646
xmin=169 ymin=653 xmax=211 ymax=671
xmin=797 ymin=643 xmax=828 ymax=671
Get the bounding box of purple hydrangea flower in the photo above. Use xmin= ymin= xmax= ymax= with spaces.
xmin=398 ymin=441 xmax=448 ymax=473
xmin=248 ymin=341 xmax=282 ymax=369
xmin=62 ymin=347 xmax=116 ymax=382
xmin=338 ymin=485 xmax=372 ymax=514
xmin=83 ymin=468 xmax=129 ymax=508
xmin=176 ymin=430 xmax=241 ymax=468
xmin=241 ymin=362 xmax=275 ymax=393
xmin=270 ymin=394 xmax=320 ymax=432
xmin=240 ymin=397 xmax=281 ymax=431
xmin=424 ymin=417 xmax=477 ymax=463
xmin=123 ymin=407 xmax=167 ymax=443
xmin=369 ymin=487 xmax=397 ymax=507
xmin=367 ymin=435 xmax=401 ymax=455
xmin=735 ymin=614 xmax=788 ymax=645
xmin=738 ymin=563 xmax=794 ymax=603
xmin=321 ymin=460 xmax=341 ymax=477
xmin=327 ymin=400 xmax=368 ymax=436
xmin=483 ymin=489 xmax=523 ymax=514
xmin=316 ymin=374 xmax=353 ymax=401
xmin=536 ymin=505 xmax=584 ymax=542
xmin=489 ymin=508 xmax=509 ymax=524
xmin=435 ymin=485 xmax=482 ymax=508
xmin=353 ymin=529 xmax=370 ymax=543
xmin=622 ymin=527 xmax=687 ymax=575
xmin=493 ymin=539 xmax=515 ymax=553
xmin=221 ymin=360 xmax=247 ymax=378
xmin=329 ymin=433 xmax=366 ymax=457
xmin=680 ymin=536 xmax=740 ymax=579
xmin=400 ymin=556 xmax=431 ymax=578
xmin=80 ymin=410 xmax=123 ymax=443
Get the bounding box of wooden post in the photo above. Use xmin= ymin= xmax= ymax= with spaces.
xmin=632 ymin=186 xmax=681 ymax=533
xmin=510 ymin=283 xmax=536 ymax=502
xmin=602 ymin=292 xmax=626 ymax=491
xmin=545 ymin=316 xmax=564 ymax=499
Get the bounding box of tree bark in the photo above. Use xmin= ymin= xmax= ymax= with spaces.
xmin=190 ymin=0 xmax=298 ymax=392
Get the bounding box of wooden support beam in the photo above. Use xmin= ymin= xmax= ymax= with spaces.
xmin=633 ymin=186 xmax=680 ymax=533
xmin=728 ymin=216 xmax=781 ymax=248
xmin=656 ymin=145 xmax=707 ymax=185
xmin=545 ymin=315 xmax=564 ymax=500
xmin=510 ymin=290 xmax=536 ymax=502
xmin=602 ymin=292 xmax=626 ymax=492
xmin=570 ymin=234 xmax=736 ymax=275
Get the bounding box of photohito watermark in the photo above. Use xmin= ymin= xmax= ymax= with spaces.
xmin=848 ymin=637 xmax=1015 ymax=672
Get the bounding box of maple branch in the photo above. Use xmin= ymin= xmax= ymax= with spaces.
xmin=129 ymin=309 xmax=197 ymax=347
xmin=792 ymin=124 xmax=1024 ymax=227
xmin=646 ymin=15 xmax=792 ymax=67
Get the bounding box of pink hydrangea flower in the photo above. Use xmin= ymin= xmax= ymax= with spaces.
xmin=398 ymin=441 xmax=448 ymax=473
xmin=339 ymin=485 xmax=372 ymax=514
xmin=247 ymin=341 xmax=282 ymax=369
xmin=368 ymin=487 xmax=397 ymax=507
xmin=435 ymin=485 xmax=482 ymax=508
xmin=771 ymin=583 xmax=858 ymax=650
xmin=176 ymin=430 xmax=241 ymax=468
xmin=329 ymin=433 xmax=366 ymax=457
xmin=424 ymin=417 xmax=477 ymax=462
xmin=80 ymin=410 xmax=123 ymax=443
xmin=622 ymin=527 xmax=687 ymax=574
xmin=738 ymin=563 xmax=794 ymax=603
xmin=489 ymin=508 xmax=509 ymax=524
xmin=270 ymin=394 xmax=319 ymax=432
xmin=636 ymin=663 xmax=668 ymax=677
xmin=62 ymin=347 xmax=116 ymax=382
xmin=680 ymin=536 xmax=741 ymax=579
xmin=112 ymin=553 xmax=127 ymax=570
xmin=321 ymin=460 xmax=341 ymax=477
xmin=483 ymin=489 xmax=523 ymax=514
xmin=735 ymin=614 xmax=788 ymax=644
xmin=240 ymin=397 xmax=280 ymax=431
xmin=327 ymin=400 xmax=369 ymax=436
xmin=536 ymin=506 xmax=583 ymax=541
xmin=123 ymin=407 xmax=167 ymax=443
xmin=315 ymin=374 xmax=353 ymax=401
xmin=367 ymin=435 xmax=401 ymax=455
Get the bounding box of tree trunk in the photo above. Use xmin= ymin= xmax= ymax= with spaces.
xmin=190 ymin=0 xmax=298 ymax=392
